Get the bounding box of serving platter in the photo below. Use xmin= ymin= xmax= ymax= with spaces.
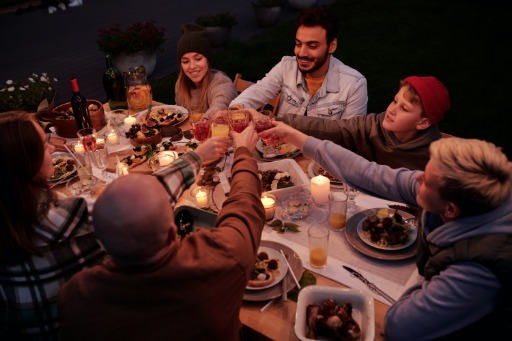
xmin=356 ymin=216 xmax=417 ymax=251
xmin=345 ymin=209 xmax=417 ymax=261
xmin=246 ymin=246 xmax=289 ymax=291
xmin=243 ymin=240 xmax=303 ymax=302
xmin=255 ymin=139 xmax=300 ymax=160
xmin=144 ymin=105 xmax=189 ymax=126
xmin=307 ymin=161 xmax=344 ymax=188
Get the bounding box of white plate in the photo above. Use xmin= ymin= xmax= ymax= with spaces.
xmin=256 ymin=139 xmax=298 ymax=159
xmin=143 ymin=105 xmax=189 ymax=126
xmin=307 ymin=161 xmax=344 ymax=189
xmin=246 ymin=246 xmax=289 ymax=290
xmin=49 ymin=153 xmax=77 ymax=182
xmin=295 ymin=285 xmax=375 ymax=341
xmin=356 ymin=211 xmax=417 ymax=251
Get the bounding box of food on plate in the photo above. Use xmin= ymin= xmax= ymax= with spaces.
xmin=51 ymin=156 xmax=75 ymax=180
xmin=125 ymin=119 xmax=160 ymax=139
xmin=361 ymin=209 xmax=413 ymax=247
xmin=120 ymin=142 xmax=177 ymax=168
xmin=306 ymin=298 xmax=361 ymax=341
xmin=316 ymin=166 xmax=342 ymax=183
xmin=259 ymin=169 xmax=294 ymax=192
xmin=148 ymin=107 xmax=186 ymax=125
xmin=247 ymin=251 xmax=281 ymax=288
xmin=197 ymin=164 xmax=221 ymax=187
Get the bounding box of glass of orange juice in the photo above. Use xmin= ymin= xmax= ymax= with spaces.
xmin=188 ymin=105 xmax=204 ymax=123
xmin=308 ymin=226 xmax=329 ymax=268
xmin=211 ymin=116 xmax=230 ymax=137
xmin=328 ymin=191 xmax=347 ymax=231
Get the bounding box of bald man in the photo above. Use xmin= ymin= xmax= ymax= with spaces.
xmin=58 ymin=125 xmax=266 ymax=341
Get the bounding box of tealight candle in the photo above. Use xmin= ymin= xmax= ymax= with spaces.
xmin=261 ymin=193 xmax=276 ymax=221
xmin=74 ymin=141 xmax=85 ymax=155
xmin=195 ymin=188 xmax=208 ymax=208
xmin=116 ymin=162 xmax=129 ymax=176
xmin=107 ymin=130 xmax=119 ymax=145
xmin=95 ymin=137 xmax=105 ymax=149
xmin=157 ymin=151 xmax=177 ymax=167
xmin=124 ymin=115 xmax=136 ymax=129
xmin=311 ymin=175 xmax=330 ymax=206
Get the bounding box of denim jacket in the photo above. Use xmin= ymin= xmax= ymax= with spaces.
xmin=230 ymin=56 xmax=367 ymax=119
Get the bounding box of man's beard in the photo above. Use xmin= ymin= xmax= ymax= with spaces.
xmin=296 ymin=50 xmax=330 ymax=75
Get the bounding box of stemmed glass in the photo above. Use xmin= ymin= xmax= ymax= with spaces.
xmin=254 ymin=115 xmax=282 ymax=158
xmin=89 ymin=147 xmax=110 ymax=183
xmin=343 ymin=183 xmax=359 ymax=215
xmin=77 ymin=127 xmax=97 ymax=152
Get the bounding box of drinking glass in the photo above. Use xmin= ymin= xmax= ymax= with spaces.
xmin=328 ymin=191 xmax=347 ymax=231
xmin=77 ymin=127 xmax=97 ymax=152
xmin=126 ymin=72 xmax=152 ymax=113
xmin=227 ymin=109 xmax=251 ymax=133
xmin=188 ymin=105 xmax=204 ymax=124
xmin=211 ymin=116 xmax=230 ymax=137
xmin=343 ymin=183 xmax=360 ymax=215
xmin=254 ymin=116 xmax=281 ymax=158
xmin=308 ymin=226 xmax=329 ymax=269
xmin=89 ymin=147 xmax=109 ymax=182
xmin=192 ymin=118 xmax=211 ymax=143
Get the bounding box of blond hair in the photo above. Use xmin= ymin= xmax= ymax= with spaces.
xmin=430 ymin=138 xmax=511 ymax=216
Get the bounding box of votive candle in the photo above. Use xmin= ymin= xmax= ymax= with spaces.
xmin=107 ymin=130 xmax=119 ymax=145
xmin=261 ymin=193 xmax=276 ymax=221
xmin=116 ymin=162 xmax=129 ymax=176
xmin=158 ymin=151 xmax=177 ymax=167
xmin=195 ymin=188 xmax=208 ymax=208
xmin=311 ymin=175 xmax=330 ymax=206
xmin=124 ymin=115 xmax=136 ymax=129
xmin=74 ymin=141 xmax=85 ymax=155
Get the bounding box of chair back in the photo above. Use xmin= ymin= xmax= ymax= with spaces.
xmin=233 ymin=73 xmax=281 ymax=116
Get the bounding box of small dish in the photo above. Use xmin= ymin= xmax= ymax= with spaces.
xmin=280 ymin=191 xmax=313 ymax=220
xmin=295 ymin=285 xmax=375 ymax=341
xmin=66 ymin=176 xmax=97 ymax=196
xmin=246 ymin=246 xmax=288 ymax=291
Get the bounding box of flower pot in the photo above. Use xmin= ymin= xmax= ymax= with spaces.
xmin=204 ymin=26 xmax=232 ymax=48
xmin=112 ymin=51 xmax=158 ymax=76
xmin=253 ymin=6 xmax=281 ymax=28
xmin=288 ymin=0 xmax=317 ymax=10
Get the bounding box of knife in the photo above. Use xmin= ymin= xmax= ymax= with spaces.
xmin=342 ymin=265 xmax=397 ymax=305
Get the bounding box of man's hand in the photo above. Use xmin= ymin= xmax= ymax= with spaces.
xmin=232 ymin=122 xmax=258 ymax=152
xmin=194 ymin=136 xmax=230 ymax=164
xmin=259 ymin=121 xmax=308 ymax=150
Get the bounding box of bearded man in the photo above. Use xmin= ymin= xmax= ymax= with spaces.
xmin=230 ymin=6 xmax=367 ymax=120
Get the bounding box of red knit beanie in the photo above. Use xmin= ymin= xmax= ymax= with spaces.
xmin=403 ymin=76 xmax=450 ymax=125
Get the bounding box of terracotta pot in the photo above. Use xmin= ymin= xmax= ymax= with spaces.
xmin=43 ymin=100 xmax=106 ymax=138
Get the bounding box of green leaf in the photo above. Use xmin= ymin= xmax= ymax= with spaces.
xmin=269 ymin=219 xmax=283 ymax=227
xmin=288 ymin=269 xmax=317 ymax=302
xmin=284 ymin=223 xmax=300 ymax=232
xmin=272 ymin=225 xmax=285 ymax=234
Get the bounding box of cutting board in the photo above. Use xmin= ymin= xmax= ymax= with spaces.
xmin=106 ymin=145 xmax=189 ymax=174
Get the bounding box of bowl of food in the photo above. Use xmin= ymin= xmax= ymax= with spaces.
xmin=125 ymin=118 xmax=163 ymax=147
xmin=295 ymin=285 xmax=375 ymax=341
xmin=280 ymin=191 xmax=313 ymax=220
xmin=49 ymin=100 xmax=106 ymax=138
xmin=66 ymin=176 xmax=97 ymax=197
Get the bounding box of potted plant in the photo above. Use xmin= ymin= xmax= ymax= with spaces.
xmin=195 ymin=12 xmax=237 ymax=48
xmin=0 ymin=72 xmax=57 ymax=112
xmin=252 ymin=0 xmax=287 ymax=27
xmin=97 ymin=21 xmax=166 ymax=76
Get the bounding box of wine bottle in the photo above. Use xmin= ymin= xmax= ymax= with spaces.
xmin=69 ymin=77 xmax=92 ymax=130
xmin=103 ymin=54 xmax=127 ymax=110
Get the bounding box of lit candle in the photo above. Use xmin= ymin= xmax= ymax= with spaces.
xmin=74 ymin=141 xmax=85 ymax=155
xmin=95 ymin=137 xmax=105 ymax=149
xmin=157 ymin=151 xmax=177 ymax=167
xmin=311 ymin=175 xmax=330 ymax=206
xmin=124 ymin=115 xmax=136 ymax=129
xmin=261 ymin=193 xmax=276 ymax=221
xmin=116 ymin=162 xmax=129 ymax=176
xmin=107 ymin=130 xmax=119 ymax=145
xmin=195 ymin=188 xmax=208 ymax=208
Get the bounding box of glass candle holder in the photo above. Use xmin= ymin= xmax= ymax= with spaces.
xmin=116 ymin=162 xmax=129 ymax=177
xmin=191 ymin=186 xmax=210 ymax=209
xmin=261 ymin=192 xmax=277 ymax=221
xmin=105 ymin=128 xmax=120 ymax=146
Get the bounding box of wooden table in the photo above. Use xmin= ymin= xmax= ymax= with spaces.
xmin=239 ymin=154 xmax=389 ymax=341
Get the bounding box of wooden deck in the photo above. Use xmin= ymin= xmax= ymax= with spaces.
xmin=0 ymin=0 xmax=332 ymax=106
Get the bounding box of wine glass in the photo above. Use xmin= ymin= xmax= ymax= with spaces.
xmin=227 ymin=109 xmax=251 ymax=133
xmin=343 ymin=183 xmax=359 ymax=215
xmin=192 ymin=118 xmax=211 ymax=143
xmin=254 ymin=116 xmax=281 ymax=158
xmin=77 ymin=127 xmax=97 ymax=152
xmin=90 ymin=147 xmax=110 ymax=182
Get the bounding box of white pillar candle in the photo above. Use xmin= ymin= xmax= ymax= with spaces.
xmin=74 ymin=141 xmax=85 ymax=155
xmin=107 ymin=131 xmax=119 ymax=145
xmin=157 ymin=151 xmax=177 ymax=167
xmin=261 ymin=194 xmax=276 ymax=221
xmin=311 ymin=175 xmax=330 ymax=206
xmin=124 ymin=115 xmax=136 ymax=129
xmin=195 ymin=189 xmax=208 ymax=208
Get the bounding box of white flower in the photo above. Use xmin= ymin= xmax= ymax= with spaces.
xmin=6 ymin=80 xmax=13 ymax=85
xmin=40 ymin=76 xmax=48 ymax=82
xmin=32 ymin=73 xmax=38 ymax=78
xmin=28 ymin=77 xmax=35 ymax=83
xmin=20 ymin=87 xmax=26 ymax=91
xmin=53 ymin=77 xmax=58 ymax=82
xmin=42 ymin=72 xmax=48 ymax=77
xmin=7 ymin=87 xmax=14 ymax=91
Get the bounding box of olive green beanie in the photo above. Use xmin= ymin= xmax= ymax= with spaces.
xmin=176 ymin=24 xmax=212 ymax=61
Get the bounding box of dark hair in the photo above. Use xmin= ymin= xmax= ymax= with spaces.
xmin=295 ymin=6 xmax=340 ymax=44
xmin=0 ymin=111 xmax=51 ymax=264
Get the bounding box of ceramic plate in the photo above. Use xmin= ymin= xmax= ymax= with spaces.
xmin=243 ymin=240 xmax=303 ymax=302
xmin=356 ymin=215 xmax=417 ymax=251
xmin=49 ymin=153 xmax=77 ymax=182
xmin=307 ymin=161 xmax=344 ymax=188
xmin=345 ymin=209 xmax=417 ymax=261
xmin=145 ymin=105 xmax=189 ymax=126
xmin=246 ymin=246 xmax=289 ymax=291
xmin=255 ymin=139 xmax=299 ymax=160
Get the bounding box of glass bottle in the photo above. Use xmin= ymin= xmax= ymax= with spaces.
xmin=126 ymin=68 xmax=152 ymax=113
xmin=70 ymin=77 xmax=92 ymax=130
xmin=103 ymin=54 xmax=127 ymax=110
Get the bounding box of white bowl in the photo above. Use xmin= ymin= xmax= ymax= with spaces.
xmin=258 ymin=158 xmax=310 ymax=197
xmin=295 ymin=285 xmax=375 ymax=341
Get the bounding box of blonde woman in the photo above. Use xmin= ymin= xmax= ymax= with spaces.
xmin=175 ymin=24 xmax=237 ymax=119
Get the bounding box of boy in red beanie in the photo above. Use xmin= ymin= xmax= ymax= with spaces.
xmin=256 ymin=75 xmax=450 ymax=170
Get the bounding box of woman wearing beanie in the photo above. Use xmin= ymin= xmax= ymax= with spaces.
xmin=175 ymin=24 xmax=237 ymax=119
xmin=256 ymin=75 xmax=450 ymax=170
